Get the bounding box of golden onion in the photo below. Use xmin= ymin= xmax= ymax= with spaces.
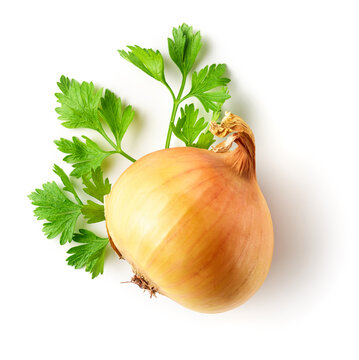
xmin=105 ymin=113 xmax=273 ymax=313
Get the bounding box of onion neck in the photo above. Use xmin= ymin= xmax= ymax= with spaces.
xmin=210 ymin=112 xmax=256 ymax=179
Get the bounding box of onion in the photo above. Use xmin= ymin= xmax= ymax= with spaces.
xmin=105 ymin=113 xmax=273 ymax=313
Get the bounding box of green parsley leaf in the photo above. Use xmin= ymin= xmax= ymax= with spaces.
xmin=66 ymin=229 xmax=108 ymax=278
xmin=119 ymin=46 xmax=166 ymax=83
xmin=211 ymin=108 xmax=224 ymax=124
xmin=168 ymin=23 xmax=202 ymax=76
xmin=82 ymin=167 xmax=111 ymax=203
xmin=57 ymin=75 xmax=71 ymax=95
xmin=194 ymin=130 xmax=216 ymax=149
xmin=81 ymin=201 xmax=105 ymax=224
xmin=172 ymin=104 xmax=209 ymax=147
xmin=53 ymin=164 xmax=83 ymax=205
xmin=99 ymin=90 xmax=135 ymax=148
xmin=55 ymin=77 xmax=103 ymax=130
xmin=188 ymin=64 xmax=230 ymax=111
xmin=54 ymin=136 xmax=110 ymax=178
xmin=28 ymin=182 xmax=81 ymax=245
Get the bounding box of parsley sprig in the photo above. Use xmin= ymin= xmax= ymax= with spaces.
xmin=30 ymin=76 xmax=137 ymax=277
xmin=29 ymin=23 xmax=231 ymax=278
xmin=29 ymin=164 xmax=110 ymax=277
xmin=55 ymin=76 xmax=136 ymax=168
xmin=119 ymin=23 xmax=231 ymax=149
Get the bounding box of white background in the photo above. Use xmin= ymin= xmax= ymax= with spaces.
xmin=1 ymin=0 xmax=358 ymax=359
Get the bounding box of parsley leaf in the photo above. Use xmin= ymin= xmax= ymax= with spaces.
xmin=168 ymin=23 xmax=202 ymax=76
xmin=66 ymin=229 xmax=108 ymax=278
xmin=99 ymin=90 xmax=135 ymax=148
xmin=172 ymin=104 xmax=209 ymax=147
xmin=81 ymin=201 xmax=105 ymax=224
xmin=81 ymin=168 xmax=109 ymax=223
xmin=54 ymin=136 xmax=111 ymax=178
xmin=28 ymin=182 xmax=81 ymax=245
xmin=53 ymin=164 xmax=83 ymax=205
xmin=194 ymin=131 xmax=216 ymax=149
xmin=55 ymin=76 xmax=103 ymax=130
xmin=82 ymin=167 xmax=111 ymax=203
xmin=119 ymin=46 xmax=166 ymax=84
xmin=187 ymin=64 xmax=230 ymax=111
xmin=57 ymin=75 xmax=71 ymax=95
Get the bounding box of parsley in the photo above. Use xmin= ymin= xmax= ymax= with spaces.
xmin=119 ymin=46 xmax=166 ymax=84
xmin=168 ymin=24 xmax=202 ymax=77
xmin=55 ymin=136 xmax=112 ymax=178
xmin=82 ymin=167 xmax=111 ymax=203
xmin=56 ymin=77 xmax=103 ymax=131
xmin=56 ymin=77 xmax=136 ymax=163
xmin=29 ymin=166 xmax=110 ymax=274
xmin=99 ymin=89 xmax=135 ymax=150
xmin=194 ymin=131 xmax=216 ymax=149
xmin=186 ymin=65 xmax=230 ymax=112
xmin=119 ymin=23 xmax=230 ymax=148
xmin=29 ymin=23 xmax=231 ymax=278
xmin=53 ymin=164 xmax=83 ymax=205
xmin=28 ymin=182 xmax=81 ymax=245
xmin=81 ymin=201 xmax=105 ymax=224
xmin=81 ymin=167 xmax=110 ymax=223
xmin=67 ymin=230 xmax=108 ymax=278
xmin=172 ymin=104 xmax=214 ymax=148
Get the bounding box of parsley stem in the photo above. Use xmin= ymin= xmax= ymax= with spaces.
xmin=165 ymin=102 xmax=180 ymax=148
xmin=177 ymin=74 xmax=187 ymax=103
xmin=179 ymin=93 xmax=191 ymax=102
xmin=118 ymin=150 xmax=136 ymax=163
xmin=98 ymin=128 xmax=118 ymax=150
xmin=165 ymin=75 xmax=187 ymax=148
xmin=164 ymin=81 xmax=176 ymax=102
xmin=73 ymin=193 xmax=84 ymax=206
xmin=98 ymin=127 xmax=136 ymax=163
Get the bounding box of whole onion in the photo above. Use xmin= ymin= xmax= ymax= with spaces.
xmin=105 ymin=113 xmax=273 ymax=313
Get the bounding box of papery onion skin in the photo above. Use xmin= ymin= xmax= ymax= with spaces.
xmin=105 ymin=114 xmax=273 ymax=313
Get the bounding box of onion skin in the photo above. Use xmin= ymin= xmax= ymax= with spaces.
xmin=105 ymin=114 xmax=273 ymax=313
